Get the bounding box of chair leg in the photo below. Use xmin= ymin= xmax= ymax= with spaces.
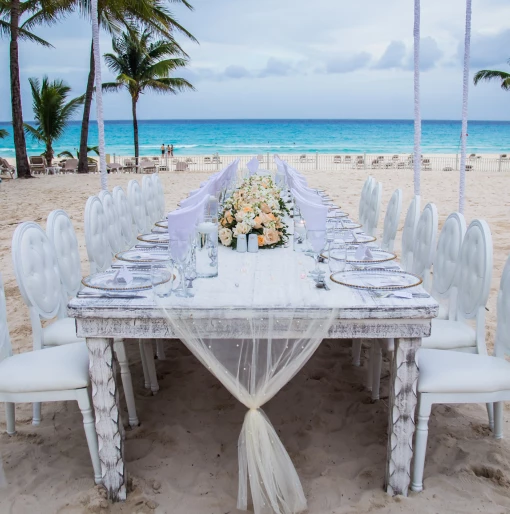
xmin=139 ymin=340 xmax=151 ymax=389
xmin=411 ymin=396 xmax=432 ymax=492
xmin=113 ymin=340 xmax=140 ymax=427
xmin=32 ymin=402 xmax=41 ymax=426
xmin=156 ymin=340 xmax=166 ymax=360
xmin=494 ymin=402 xmax=503 ymax=440
xmin=487 ymin=402 xmax=494 ymax=432
xmin=142 ymin=340 xmax=159 ymax=394
xmin=5 ymin=402 xmax=15 ymax=435
xmin=371 ymin=341 xmax=382 ymax=401
xmin=352 ymin=340 xmax=362 ymax=366
xmin=76 ymin=390 xmax=102 ymax=485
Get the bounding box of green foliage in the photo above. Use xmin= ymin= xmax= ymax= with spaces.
xmin=474 ymin=60 xmax=510 ymax=91
xmin=0 ymin=128 xmax=8 ymax=139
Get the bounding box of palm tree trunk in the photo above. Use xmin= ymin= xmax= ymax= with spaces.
xmin=45 ymin=142 xmax=53 ymax=168
xmin=10 ymin=0 xmax=31 ymax=178
xmin=132 ymin=96 xmax=139 ymax=166
xmin=78 ymin=42 xmax=95 ymax=174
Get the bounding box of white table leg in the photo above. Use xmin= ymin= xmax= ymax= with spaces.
xmin=385 ymin=337 xmax=421 ymax=497
xmin=87 ymin=337 xmax=127 ymax=501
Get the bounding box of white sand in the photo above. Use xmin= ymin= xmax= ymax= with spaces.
xmin=1 ymin=169 xmax=510 ymax=513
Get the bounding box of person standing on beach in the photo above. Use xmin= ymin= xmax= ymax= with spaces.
xmin=161 ymin=144 xmax=165 ymax=157
xmin=170 ymin=144 xmax=174 ymax=157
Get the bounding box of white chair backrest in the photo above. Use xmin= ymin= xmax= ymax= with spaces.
xmin=495 ymin=253 xmax=510 ymax=358
xmin=364 ymin=181 xmax=382 ymax=237
xmin=0 ymin=272 xmax=12 ymax=363
xmin=381 ymin=189 xmax=402 ymax=252
xmin=431 ymin=212 xmax=466 ymax=300
xmin=127 ymin=179 xmax=147 ymax=235
xmin=401 ymin=195 xmax=421 ymax=272
xmin=98 ymin=190 xmax=123 ymax=255
xmin=113 ymin=186 xmax=135 ymax=249
xmin=411 ymin=203 xmax=438 ymax=291
xmin=455 ymin=219 xmax=493 ymax=321
xmin=84 ymin=195 xmax=112 ymax=273
xmin=46 ymin=209 xmax=82 ymax=298
xmin=142 ymin=175 xmax=158 ymax=228
xmin=358 ymin=176 xmax=373 ymax=225
xmin=151 ymin=174 xmax=165 ymax=221
xmin=12 ymin=221 xmax=62 ymax=320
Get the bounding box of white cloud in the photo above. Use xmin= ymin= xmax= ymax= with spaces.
xmin=374 ymin=41 xmax=407 ymax=69
xmin=326 ymin=52 xmax=371 ymax=74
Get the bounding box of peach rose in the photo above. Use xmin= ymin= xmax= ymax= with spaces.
xmin=260 ymin=203 xmax=271 ymax=214
xmin=225 ymin=210 xmax=234 ymax=224
xmin=219 ymin=227 xmax=233 ymax=247
xmin=253 ymin=216 xmax=262 ymax=229
xmin=257 ymin=234 xmax=265 ymax=247
xmin=263 ymin=228 xmax=280 ymax=245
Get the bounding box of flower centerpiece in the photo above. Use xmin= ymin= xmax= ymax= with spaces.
xmin=219 ymin=175 xmax=289 ymax=249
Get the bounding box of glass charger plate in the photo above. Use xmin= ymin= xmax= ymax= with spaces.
xmin=330 ymin=269 xmax=422 ymax=290
xmin=322 ymin=248 xmax=396 ymax=264
xmin=338 ymin=221 xmax=362 ymax=229
xmin=116 ymin=249 xmax=171 ymax=263
xmin=329 ymin=230 xmax=376 ymax=245
xmin=151 ymin=226 xmax=167 ymax=234
xmin=138 ymin=233 xmax=170 ymax=244
xmin=327 ymin=211 xmax=349 ymax=218
xmin=155 ymin=220 xmax=168 ymax=228
xmin=82 ymin=269 xmax=172 ymax=291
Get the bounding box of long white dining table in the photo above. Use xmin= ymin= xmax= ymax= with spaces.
xmin=68 ymin=242 xmax=438 ymax=504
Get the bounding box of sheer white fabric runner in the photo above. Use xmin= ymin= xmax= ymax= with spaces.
xmin=158 ymin=247 xmax=346 ymax=513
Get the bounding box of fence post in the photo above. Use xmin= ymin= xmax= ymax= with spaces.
xmin=316 ymin=151 xmax=318 ymax=170
xmin=498 ymin=155 xmax=502 ymax=173
xmin=215 ymin=153 xmax=219 ymax=171
xmin=267 ymin=152 xmax=270 ymax=170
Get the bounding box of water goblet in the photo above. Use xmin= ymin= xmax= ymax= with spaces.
xmin=328 ymin=240 xmax=347 ymax=274
xmin=169 ymin=232 xmax=193 ymax=298
xmin=306 ymin=229 xmax=327 ymax=280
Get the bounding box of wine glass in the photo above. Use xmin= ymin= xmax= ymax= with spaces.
xmin=306 ymin=229 xmax=327 ymax=280
xmin=169 ymin=231 xmax=193 ymax=298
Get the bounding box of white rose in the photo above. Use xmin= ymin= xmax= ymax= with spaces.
xmin=233 ymin=222 xmax=251 ymax=236
xmin=219 ymin=227 xmax=233 ymax=247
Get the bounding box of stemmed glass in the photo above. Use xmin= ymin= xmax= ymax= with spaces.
xmin=306 ymin=229 xmax=327 ymax=281
xmin=169 ymin=230 xmax=193 ymax=298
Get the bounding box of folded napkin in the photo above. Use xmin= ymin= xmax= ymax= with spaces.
xmin=113 ymin=266 xmax=133 ymax=285
xmin=354 ymin=244 xmax=373 ymax=260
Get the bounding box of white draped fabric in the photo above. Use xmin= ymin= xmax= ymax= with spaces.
xmin=247 ymin=157 xmax=260 ymax=176
xmin=413 ymin=0 xmax=421 ymax=196
xmin=459 ymin=0 xmax=472 ymax=214
xmin=91 ymin=0 xmax=108 ymax=190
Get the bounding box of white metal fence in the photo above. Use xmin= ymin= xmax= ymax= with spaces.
xmin=108 ymin=152 xmax=510 ymax=174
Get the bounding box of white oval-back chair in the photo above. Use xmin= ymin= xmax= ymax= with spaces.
xmin=127 ymin=179 xmax=147 ymax=236
xmin=358 ymin=176 xmax=374 ymax=226
xmin=151 ymin=174 xmax=166 ymax=221
xmin=0 ymin=272 xmax=102 ymax=483
xmin=380 ymin=189 xmax=402 ymax=252
xmin=98 ymin=190 xmax=123 ymax=255
xmin=401 ymin=195 xmax=421 ymax=272
xmin=412 ymin=246 xmax=507 ymax=493
xmin=411 ymin=203 xmax=438 ymax=291
xmin=431 ymin=212 xmax=466 ymax=320
xmin=84 ymin=195 xmax=112 ymax=274
xmin=364 ymin=181 xmax=382 ymax=237
xmin=112 ymin=186 xmax=135 ymax=249
xmin=142 ymin=175 xmax=158 ymax=229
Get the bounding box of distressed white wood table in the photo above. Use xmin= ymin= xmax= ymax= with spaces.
xmin=68 ymin=245 xmax=438 ymax=502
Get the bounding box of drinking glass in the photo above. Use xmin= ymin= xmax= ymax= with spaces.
xmin=151 ymin=257 xmax=174 ymax=298
xmin=293 ymin=217 xmax=307 ymax=252
xmin=306 ymin=229 xmax=327 ymax=279
xmin=328 ymin=240 xmax=347 ymax=274
xmin=169 ymin=232 xmax=193 ymax=298
xmin=196 ymin=215 xmax=218 ymax=278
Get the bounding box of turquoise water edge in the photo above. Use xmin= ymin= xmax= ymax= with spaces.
xmin=1 ymin=119 xmax=509 ymax=158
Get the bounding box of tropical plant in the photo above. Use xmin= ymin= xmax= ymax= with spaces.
xmin=0 ymin=128 xmax=8 ymax=139
xmin=58 ymin=145 xmax=99 ymax=161
xmin=0 ymin=0 xmax=71 ymax=178
xmin=76 ymin=0 xmax=197 ymax=173
xmin=103 ymin=27 xmax=194 ymax=164
xmin=474 ymin=60 xmax=510 ymax=90
xmin=24 ymin=76 xmax=85 ymax=167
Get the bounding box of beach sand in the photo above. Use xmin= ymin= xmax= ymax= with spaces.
xmin=1 ymin=168 xmax=510 ymax=513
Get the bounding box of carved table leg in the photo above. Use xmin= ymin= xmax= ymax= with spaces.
xmin=87 ymin=338 xmax=127 ymax=501
xmin=385 ymin=337 xmax=421 ymax=497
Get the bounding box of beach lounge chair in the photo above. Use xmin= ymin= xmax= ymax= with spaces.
xmin=469 ymin=153 xmax=476 ymax=160
xmin=333 ymin=155 xmax=342 ymax=164
xmin=397 ymin=162 xmax=405 ymax=169
xmin=61 ymin=158 xmax=78 ymax=173
xmin=377 ymin=155 xmax=385 ymax=162
xmin=422 ymin=158 xmax=431 ymax=170
xmin=443 ymin=166 xmax=453 ymax=171
xmin=392 ymin=154 xmax=399 ymax=161
xmin=107 ymin=162 xmax=124 ymax=173
xmin=175 ymin=161 xmax=189 ymax=171
xmin=344 ymin=155 xmax=352 ymax=163
xmin=0 ymin=158 xmax=15 ymax=179
xmin=371 ymin=159 xmax=379 ymax=168
xmin=257 ymin=154 xmax=264 ymax=162
xmin=29 ymin=156 xmax=45 ymax=175
xmin=139 ymin=160 xmax=156 ymax=174
xmin=465 ymin=164 xmax=474 ymax=171
xmin=204 ymin=156 xmax=212 ymax=164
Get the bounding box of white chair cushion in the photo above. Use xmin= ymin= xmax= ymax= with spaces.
xmin=0 ymin=342 xmax=89 ymax=393
xmin=42 ymin=317 xmax=84 ymax=346
xmin=421 ymin=319 xmax=476 ymax=350
xmin=418 ymin=349 xmax=510 ymax=394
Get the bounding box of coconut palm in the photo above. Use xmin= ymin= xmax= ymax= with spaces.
xmin=0 ymin=0 xmax=70 ymax=178
xmin=474 ymin=60 xmax=510 ymax=90
xmin=24 ymin=77 xmax=85 ymax=167
xmin=103 ymin=27 xmax=194 ymax=164
xmin=0 ymin=129 xmax=8 ymax=139
xmin=76 ymin=0 xmax=197 ymax=173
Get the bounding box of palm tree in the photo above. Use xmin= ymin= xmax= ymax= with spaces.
xmin=474 ymin=60 xmax=510 ymax=90
xmin=76 ymin=0 xmax=197 ymax=173
xmin=24 ymin=77 xmax=85 ymax=167
xmin=0 ymin=0 xmax=71 ymax=178
xmin=103 ymin=27 xmax=194 ymax=164
xmin=0 ymin=129 xmax=8 ymax=139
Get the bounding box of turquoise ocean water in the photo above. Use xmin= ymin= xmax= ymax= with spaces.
xmin=1 ymin=119 xmax=509 ymax=158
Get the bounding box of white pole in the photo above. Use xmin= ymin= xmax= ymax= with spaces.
xmin=459 ymin=0 xmax=472 ymax=214
xmin=413 ymin=0 xmax=421 ymax=197
xmin=91 ymin=0 xmax=108 ymax=190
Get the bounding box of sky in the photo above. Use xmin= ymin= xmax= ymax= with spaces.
xmin=0 ymin=0 xmax=509 ymax=121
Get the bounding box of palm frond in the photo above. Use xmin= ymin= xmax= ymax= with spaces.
xmin=23 ymin=123 xmax=44 ymax=142
xmin=0 ymin=128 xmax=9 ymax=139
xmin=473 ymin=69 xmax=510 ymax=90
xmin=57 ymin=150 xmax=74 ymax=158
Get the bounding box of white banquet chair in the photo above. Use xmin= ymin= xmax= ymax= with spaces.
xmin=400 ymin=195 xmax=421 ymax=272
xmin=364 ymin=181 xmax=382 ymax=238
xmin=142 ymin=175 xmax=159 ymax=230
xmin=127 ymin=179 xmax=149 ymax=236
xmin=98 ymin=190 xmax=123 ymax=255
xmin=151 ymin=174 xmax=166 ymax=221
xmin=411 ymin=203 xmax=438 ymax=291
xmin=358 ymin=176 xmax=374 ymax=227
xmin=380 ymin=189 xmax=402 ymax=252
xmin=411 ymin=250 xmax=510 ymax=493
xmin=430 ymin=212 xmax=466 ymax=320
xmin=0 ymin=272 xmax=102 ymax=484
xmin=112 ymin=186 xmax=136 ymax=249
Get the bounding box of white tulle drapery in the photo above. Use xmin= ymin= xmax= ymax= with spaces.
xmin=459 ymin=0 xmax=472 ymax=214
xmin=91 ymin=0 xmax=108 ymax=191
xmin=413 ymin=0 xmax=421 ymax=197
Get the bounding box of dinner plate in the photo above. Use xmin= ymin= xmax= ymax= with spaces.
xmin=322 ymin=248 xmax=396 ymax=264
xmin=137 ymin=233 xmax=170 ymax=244
xmin=329 ymin=230 xmax=376 ymax=245
xmin=116 ymin=249 xmax=172 ymax=263
xmin=155 ymin=220 xmax=168 ymax=228
xmin=327 ymin=210 xmax=349 ymax=218
xmin=82 ymin=269 xmax=172 ymax=291
xmin=330 ymin=269 xmax=422 ymax=290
